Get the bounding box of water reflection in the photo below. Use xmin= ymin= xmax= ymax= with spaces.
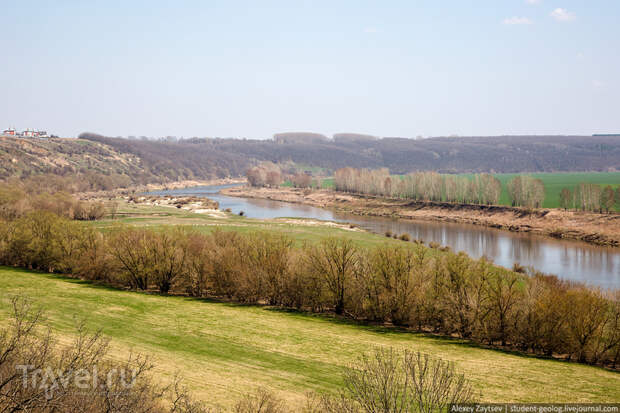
xmin=147 ymin=184 xmax=620 ymax=289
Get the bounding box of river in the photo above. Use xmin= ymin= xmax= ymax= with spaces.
xmin=147 ymin=184 xmax=620 ymax=289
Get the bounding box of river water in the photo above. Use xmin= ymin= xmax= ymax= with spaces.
xmin=147 ymin=184 xmax=620 ymax=289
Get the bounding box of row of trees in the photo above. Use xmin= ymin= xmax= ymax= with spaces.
xmin=505 ymin=175 xmax=545 ymax=208
xmin=334 ymin=168 xmax=506 ymax=206
xmin=1 ymin=212 xmax=618 ymax=367
xmin=560 ymin=183 xmax=620 ymax=213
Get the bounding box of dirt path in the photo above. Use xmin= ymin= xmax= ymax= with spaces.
xmin=222 ymin=186 xmax=620 ymax=247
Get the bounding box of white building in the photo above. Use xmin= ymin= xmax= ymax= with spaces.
xmin=2 ymin=127 xmax=16 ymax=136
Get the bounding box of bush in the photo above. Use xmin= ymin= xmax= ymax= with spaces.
xmin=0 ymin=297 xmax=209 ymax=413
xmin=398 ymin=233 xmax=410 ymax=242
xmin=234 ymin=388 xmax=287 ymax=413
xmin=315 ymin=348 xmax=473 ymax=412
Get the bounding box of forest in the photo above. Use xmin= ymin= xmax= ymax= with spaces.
xmin=78 ymin=133 xmax=620 ymax=180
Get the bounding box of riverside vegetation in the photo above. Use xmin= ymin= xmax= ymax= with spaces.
xmin=247 ymin=164 xmax=620 ymax=212
xmin=0 ymin=191 xmax=618 ymax=367
xmin=1 ymin=179 xmax=619 ymax=410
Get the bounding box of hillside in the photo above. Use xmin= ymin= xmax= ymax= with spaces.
xmin=0 ymin=136 xmax=143 ymax=180
xmin=0 ymin=136 xmax=253 ymax=188
xmin=1 ymin=267 xmax=617 ymax=408
xmin=82 ymin=133 xmax=620 ymax=175
xmin=2 ymin=134 xmax=620 ymax=189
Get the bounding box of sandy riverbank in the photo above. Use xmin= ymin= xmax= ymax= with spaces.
xmin=222 ymin=186 xmax=620 ymax=247
xmin=78 ymin=178 xmax=246 ymax=200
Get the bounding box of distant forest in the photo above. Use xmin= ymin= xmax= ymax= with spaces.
xmin=79 ymin=133 xmax=620 ymax=179
xmin=2 ymin=133 xmax=618 ymax=188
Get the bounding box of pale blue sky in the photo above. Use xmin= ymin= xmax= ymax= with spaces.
xmin=1 ymin=0 xmax=618 ymax=138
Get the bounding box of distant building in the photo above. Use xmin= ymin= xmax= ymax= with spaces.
xmin=2 ymin=127 xmax=51 ymax=138
xmin=23 ymin=128 xmax=36 ymax=137
xmin=2 ymin=127 xmax=16 ymax=136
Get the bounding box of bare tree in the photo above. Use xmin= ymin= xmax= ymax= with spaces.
xmin=575 ymin=183 xmax=602 ymax=212
xmin=507 ymin=176 xmax=545 ymax=208
xmin=234 ymin=388 xmax=287 ymax=413
xmin=559 ymin=188 xmax=573 ymax=211
xmin=601 ymin=185 xmax=615 ymax=213
xmin=306 ymin=238 xmax=360 ymax=315
xmin=0 ymin=297 xmax=211 ymax=413
xmin=317 ymin=348 xmax=474 ymax=413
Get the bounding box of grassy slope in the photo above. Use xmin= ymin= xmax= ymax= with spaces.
xmin=2 ymin=203 xmax=618 ymax=407
xmin=0 ymin=137 xmax=142 ymax=179
xmin=1 ymin=267 xmax=618 ymax=410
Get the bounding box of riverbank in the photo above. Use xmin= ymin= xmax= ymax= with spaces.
xmin=222 ymin=186 xmax=620 ymax=247
xmin=78 ymin=177 xmax=245 ymax=200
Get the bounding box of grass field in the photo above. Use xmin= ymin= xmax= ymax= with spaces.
xmin=314 ymin=172 xmax=620 ymax=209
xmin=93 ymin=202 xmax=412 ymax=249
xmin=0 ymin=267 xmax=618 ymax=409
xmin=494 ymin=172 xmax=620 ymax=209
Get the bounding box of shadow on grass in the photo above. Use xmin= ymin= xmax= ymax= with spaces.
xmin=5 ymin=267 xmax=613 ymax=371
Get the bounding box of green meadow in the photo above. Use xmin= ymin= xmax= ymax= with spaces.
xmin=2 ymin=191 xmax=619 ymax=409
xmin=1 ymin=267 xmax=618 ymax=409
xmin=92 ymin=202 xmax=410 ymax=249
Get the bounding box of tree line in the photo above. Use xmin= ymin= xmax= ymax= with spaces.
xmin=334 ymin=168 xmax=546 ymax=207
xmin=1 ymin=212 xmax=618 ymax=368
xmin=560 ymin=183 xmax=620 ymax=213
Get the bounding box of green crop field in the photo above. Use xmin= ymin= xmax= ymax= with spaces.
xmin=314 ymin=172 xmax=620 ymax=209
xmin=493 ymin=172 xmax=620 ymax=209
xmin=1 ymin=267 xmax=618 ymax=409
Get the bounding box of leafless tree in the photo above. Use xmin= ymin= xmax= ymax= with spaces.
xmin=601 ymin=185 xmax=615 ymax=213
xmin=559 ymin=188 xmax=573 ymax=210
xmin=306 ymin=238 xmax=361 ymax=315
xmin=317 ymin=347 xmax=474 ymax=413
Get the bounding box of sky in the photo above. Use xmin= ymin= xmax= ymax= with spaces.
xmin=1 ymin=0 xmax=619 ymax=138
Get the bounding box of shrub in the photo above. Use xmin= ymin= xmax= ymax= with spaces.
xmin=0 ymin=297 xmax=209 ymax=413
xmin=316 ymin=348 xmax=473 ymax=412
xmin=234 ymin=388 xmax=287 ymax=413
